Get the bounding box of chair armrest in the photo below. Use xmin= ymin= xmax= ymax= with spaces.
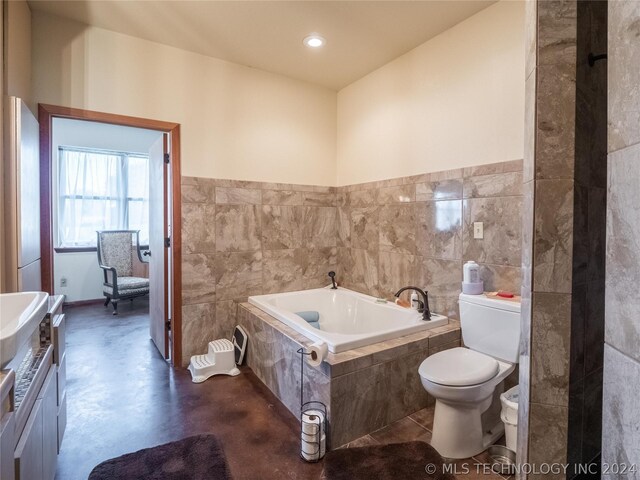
xmin=98 ymin=264 xmax=118 ymax=286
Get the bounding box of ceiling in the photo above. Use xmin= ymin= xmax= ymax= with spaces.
xmin=28 ymin=0 xmax=496 ymax=90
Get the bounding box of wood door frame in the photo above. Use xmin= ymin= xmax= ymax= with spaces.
xmin=38 ymin=104 xmax=182 ymax=366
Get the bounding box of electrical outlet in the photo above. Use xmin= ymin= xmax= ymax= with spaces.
xmin=60 ymin=277 xmax=68 ymax=287
xmin=473 ymin=222 xmax=484 ymax=239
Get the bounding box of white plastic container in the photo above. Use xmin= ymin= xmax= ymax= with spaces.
xmin=500 ymin=385 xmax=519 ymax=453
xmin=410 ymin=292 xmax=420 ymax=310
xmin=463 ymin=261 xmax=480 ymax=283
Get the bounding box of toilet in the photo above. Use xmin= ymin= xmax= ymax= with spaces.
xmin=419 ymin=293 xmax=520 ymax=459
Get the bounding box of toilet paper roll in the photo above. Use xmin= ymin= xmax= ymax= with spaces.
xmin=301 ymin=432 xmax=326 ymax=461
xmin=301 ymin=409 xmax=325 ymax=435
xmin=306 ymin=342 xmax=328 ymax=367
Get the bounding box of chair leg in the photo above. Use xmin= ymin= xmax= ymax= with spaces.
xmin=112 ymin=301 xmax=119 ymax=315
xmin=104 ymin=297 xmax=110 ymax=307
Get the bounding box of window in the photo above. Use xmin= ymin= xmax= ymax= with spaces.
xmin=57 ymin=147 xmax=149 ymax=248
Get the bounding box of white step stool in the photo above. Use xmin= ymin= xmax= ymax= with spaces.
xmin=188 ymin=339 xmax=240 ymax=383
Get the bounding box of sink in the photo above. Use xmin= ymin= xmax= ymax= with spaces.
xmin=0 ymin=291 xmax=49 ymax=368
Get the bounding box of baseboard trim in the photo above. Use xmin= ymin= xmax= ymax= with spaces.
xmin=64 ymin=298 xmax=104 ymax=307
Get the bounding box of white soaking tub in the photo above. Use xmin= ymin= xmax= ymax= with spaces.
xmin=248 ymin=287 xmax=448 ymax=353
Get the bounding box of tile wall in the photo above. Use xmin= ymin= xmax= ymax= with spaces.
xmin=520 ymin=1 xmax=607 ymax=477
xmin=180 ymin=178 xmax=338 ymax=365
xmin=603 ymin=0 xmax=640 ymax=476
xmin=180 ymin=160 xmax=523 ymax=366
xmin=336 ymin=160 xmax=524 ymax=319
xmin=180 ymin=159 xmax=523 ymax=366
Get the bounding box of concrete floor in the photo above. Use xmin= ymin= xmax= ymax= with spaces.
xmin=55 ymin=298 xmax=323 ymax=480
xmin=56 ymin=297 xmax=512 ymax=480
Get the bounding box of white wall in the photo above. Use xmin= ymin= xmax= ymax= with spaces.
xmin=336 ymin=1 xmax=525 ymax=185
xmin=5 ymin=0 xmax=32 ymax=105
xmin=31 ymin=12 xmax=338 ymax=186
xmin=52 ymin=118 xmax=162 ymax=302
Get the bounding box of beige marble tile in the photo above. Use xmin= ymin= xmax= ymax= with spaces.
xmin=415 ymin=179 xmax=463 ymax=201
xmin=535 ymin=62 xmax=577 ymax=179
xmin=215 ymin=205 xmax=261 ymax=252
xmin=416 ymin=200 xmax=462 ymax=260
xmin=530 ymin=292 xmax=571 ymax=406
xmin=215 ymin=186 xmax=261 ymax=205
xmin=524 ymin=0 xmax=537 ymax=80
xmin=524 ymin=69 xmax=536 ymax=184
xmin=262 ymin=249 xmax=302 ymax=294
xmin=478 ymin=263 xmax=521 ymax=294
xmin=605 ymin=144 xmax=640 ymax=363
xmin=377 ymin=185 xmax=415 ymax=204
xmin=347 ymin=189 xmax=378 ymax=207
xmin=261 ymin=205 xmax=301 ymax=250
xmin=340 ymin=248 xmax=379 ymax=296
xmin=369 ymin=417 xmax=431 ymax=445
xmin=416 ymin=258 xmax=462 ymax=319
xmin=181 ymin=302 xmax=216 ymax=364
xmin=261 ymin=189 xmax=302 ymax=206
xmin=182 ymin=203 xmax=216 ymax=254
xmin=336 ymin=207 xmax=351 ymax=247
xmin=302 ymin=191 xmax=336 ymax=207
xmin=181 ymin=254 xmax=216 ymax=305
xmin=528 ymin=403 xmax=568 ymax=479
xmin=461 ymin=159 xmax=522 ymax=178
xmin=350 ymin=206 xmax=379 ymax=251
xmin=214 ymin=251 xmax=262 ymax=301
xmin=300 ymin=247 xmax=337 ymax=289
xmin=378 ymin=251 xmax=418 ymax=299
xmin=537 ymin=0 xmax=577 ymax=67
xmin=462 ymin=197 xmax=522 ymax=267
xmin=379 ymin=204 xmax=416 ymax=255
xmin=301 ymin=206 xmax=337 ymax=248
xmin=463 ymin=171 xmax=523 ymax=198
xmin=533 ymin=179 xmax=574 ymax=293
xmin=608 ymin=0 xmax=640 ymax=152
xmin=181 ymin=176 xmax=216 ymax=203
xmin=214 ymin=300 xmax=238 ymax=339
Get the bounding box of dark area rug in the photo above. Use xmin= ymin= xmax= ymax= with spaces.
xmin=88 ymin=434 xmax=232 ymax=480
xmin=321 ymin=441 xmax=455 ymax=480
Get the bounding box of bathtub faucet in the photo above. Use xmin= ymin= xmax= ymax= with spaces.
xmin=394 ymin=286 xmax=431 ymax=321
xmin=328 ymin=271 xmax=338 ymax=289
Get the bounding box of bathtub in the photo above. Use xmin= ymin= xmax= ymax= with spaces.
xmin=248 ymin=287 xmax=448 ymax=353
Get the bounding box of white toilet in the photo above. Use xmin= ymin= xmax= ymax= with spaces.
xmin=419 ymin=293 xmax=520 ymax=459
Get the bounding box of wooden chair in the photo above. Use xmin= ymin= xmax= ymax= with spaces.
xmin=97 ymin=230 xmax=149 ymax=315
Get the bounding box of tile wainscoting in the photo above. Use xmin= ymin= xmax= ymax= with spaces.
xmin=180 ymin=159 xmax=523 ymax=366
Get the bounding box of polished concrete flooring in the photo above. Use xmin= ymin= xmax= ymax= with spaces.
xmin=55 ymin=298 xmax=323 ymax=480
xmin=56 ymin=298 xmax=511 ymax=480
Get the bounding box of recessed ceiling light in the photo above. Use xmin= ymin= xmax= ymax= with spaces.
xmin=303 ymin=34 xmax=325 ymax=48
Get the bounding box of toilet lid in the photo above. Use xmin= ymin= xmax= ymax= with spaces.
xmin=419 ymin=347 xmax=499 ymax=386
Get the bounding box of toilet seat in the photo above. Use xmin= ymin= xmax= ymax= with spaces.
xmin=419 ymin=347 xmax=499 ymax=386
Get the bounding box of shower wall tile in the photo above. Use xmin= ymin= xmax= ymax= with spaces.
xmin=416 ymin=258 xmax=463 ymax=320
xmin=537 ymin=0 xmax=577 ymax=66
xmin=377 ymin=184 xmax=415 ymax=204
xmin=300 ymin=247 xmax=337 ymax=289
xmin=347 ymin=189 xmax=378 ymax=207
xmin=532 ymin=179 xmax=574 ymax=293
xmin=608 ymin=0 xmax=640 ymax=152
xmin=302 ymin=191 xmax=336 ymax=207
xmin=477 ymin=263 xmax=522 ymax=293
xmin=181 ymin=302 xmax=217 ymax=361
xmin=530 ymin=292 xmax=571 ymax=406
xmin=215 ymin=204 xmax=261 ymax=252
xmin=415 ymin=200 xmax=462 ymax=260
xmin=528 ymin=403 xmax=568 ymax=479
xmin=336 ymin=207 xmax=351 ymax=247
xmin=181 ymin=176 xmax=216 ymax=203
xmin=378 ymin=252 xmax=418 ymax=299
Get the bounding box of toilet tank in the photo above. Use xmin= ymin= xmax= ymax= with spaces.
xmin=458 ymin=293 xmax=521 ymax=363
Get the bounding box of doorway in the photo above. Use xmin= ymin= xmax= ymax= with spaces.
xmin=39 ymin=105 xmax=182 ymax=365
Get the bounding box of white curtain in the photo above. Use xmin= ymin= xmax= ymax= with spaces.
xmin=58 ymin=148 xmax=149 ymax=247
